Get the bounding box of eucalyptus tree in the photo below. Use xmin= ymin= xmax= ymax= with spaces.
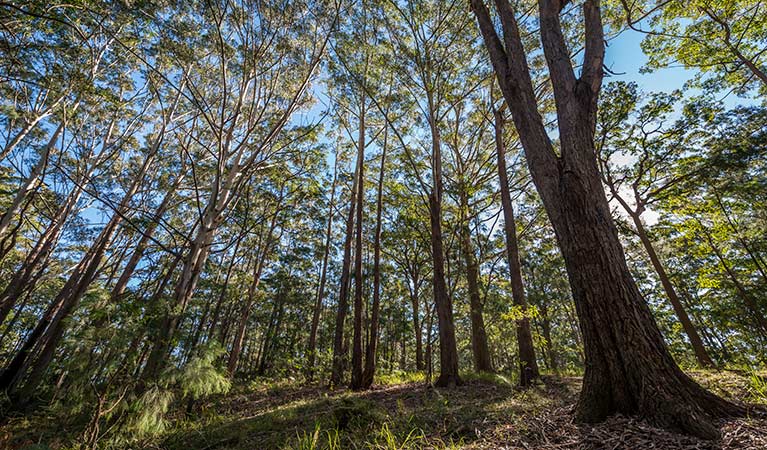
xmin=140 ymin=0 xmax=338 ymax=383
xmin=619 ymin=0 xmax=767 ymax=94
xmin=472 ymin=0 xmax=744 ymax=438
xmin=441 ymin=93 xmax=497 ymax=373
xmin=0 ymin=2 xmax=136 ymax=244
xmin=0 ymin=78 xmax=175 ymax=400
xmin=381 ymin=0 xmax=485 ymax=387
xmin=492 ymin=100 xmax=540 ymax=385
xmin=596 ymin=81 xmax=715 ymax=367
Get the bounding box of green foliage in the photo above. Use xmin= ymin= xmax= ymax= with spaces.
xmin=748 ymin=370 xmax=767 ymax=404
xmin=178 ymin=344 xmax=232 ymax=400
xmin=127 ymin=386 xmax=175 ymax=438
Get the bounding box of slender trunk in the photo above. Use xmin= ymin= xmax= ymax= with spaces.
xmin=227 ymin=213 xmax=279 ymax=376
xmin=306 ymin=159 xmax=338 ymax=381
xmin=0 ymin=150 xmax=154 ymax=397
xmin=428 ymin=189 xmax=460 ymax=387
xmin=141 ymin=224 xmax=216 ymax=382
xmin=0 ymin=108 xmax=56 ymax=162
xmin=410 ymin=277 xmax=424 ymax=371
xmin=427 ymin=97 xmax=460 ymax=388
xmin=629 ymin=212 xmax=714 ymax=367
xmin=0 ymin=180 xmax=84 ymax=328
xmin=109 ymin=172 xmax=184 ymax=301
xmin=459 ymin=188 xmax=493 ymax=373
xmin=0 ymin=121 xmax=65 ymax=241
xmin=699 ymin=221 xmax=767 ymax=334
xmin=362 ymin=126 xmax=387 ymax=388
xmin=494 ymin=110 xmax=538 ymax=385
xmin=330 ymin=160 xmax=359 ymax=387
xmin=713 ymin=191 xmax=767 ymax=283
xmin=351 ymin=101 xmax=366 ymax=390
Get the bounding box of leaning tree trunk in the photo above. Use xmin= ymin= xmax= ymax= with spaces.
xmin=227 ymin=210 xmax=280 ymax=376
xmin=628 ymin=212 xmax=714 ymax=367
xmin=494 ymin=110 xmax=538 ymax=385
xmin=0 ymin=120 xmax=65 ymax=244
xmin=0 ymin=149 xmax=154 ymax=398
xmin=0 ymin=179 xmax=84 ymax=328
xmin=140 ymin=222 xmax=216 ymax=383
xmin=472 ymin=0 xmax=743 ymax=439
xmin=109 ymin=171 xmax=184 ymax=302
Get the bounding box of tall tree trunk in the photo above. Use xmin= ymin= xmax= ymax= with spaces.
xmin=307 ymin=157 xmax=339 ymax=381
xmin=494 ymin=109 xmax=539 ymax=385
xmin=330 ymin=160 xmax=359 ymax=387
xmin=141 ymin=224 xmax=216 ymax=383
xmin=458 ymin=189 xmax=493 ymax=373
xmin=362 ymin=126 xmax=387 ymax=388
xmin=472 ymin=0 xmax=742 ymax=438
xmin=227 ymin=210 xmax=280 ymax=376
xmin=427 ymin=94 xmax=460 ymax=388
xmin=351 ymin=100 xmax=366 ymax=390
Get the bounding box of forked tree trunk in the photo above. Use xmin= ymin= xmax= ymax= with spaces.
xmin=494 ymin=110 xmax=539 ymax=385
xmin=472 ymin=0 xmax=743 ymax=438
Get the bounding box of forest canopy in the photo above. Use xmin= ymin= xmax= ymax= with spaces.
xmin=0 ymin=0 xmax=765 ymax=448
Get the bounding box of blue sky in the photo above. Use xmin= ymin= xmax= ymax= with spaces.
xmin=604 ymin=29 xmax=694 ymax=94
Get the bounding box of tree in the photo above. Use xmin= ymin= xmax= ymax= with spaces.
xmin=493 ymin=102 xmax=539 ymax=385
xmin=596 ymin=81 xmax=714 ymax=368
xmin=620 ymin=0 xmax=767 ymax=95
xmin=472 ymin=0 xmax=743 ymax=438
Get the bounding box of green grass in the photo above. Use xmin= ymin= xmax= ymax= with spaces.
xmin=3 ymin=369 xmax=763 ymax=449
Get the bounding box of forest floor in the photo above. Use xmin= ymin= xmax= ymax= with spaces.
xmin=2 ymin=370 xmax=767 ymax=449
